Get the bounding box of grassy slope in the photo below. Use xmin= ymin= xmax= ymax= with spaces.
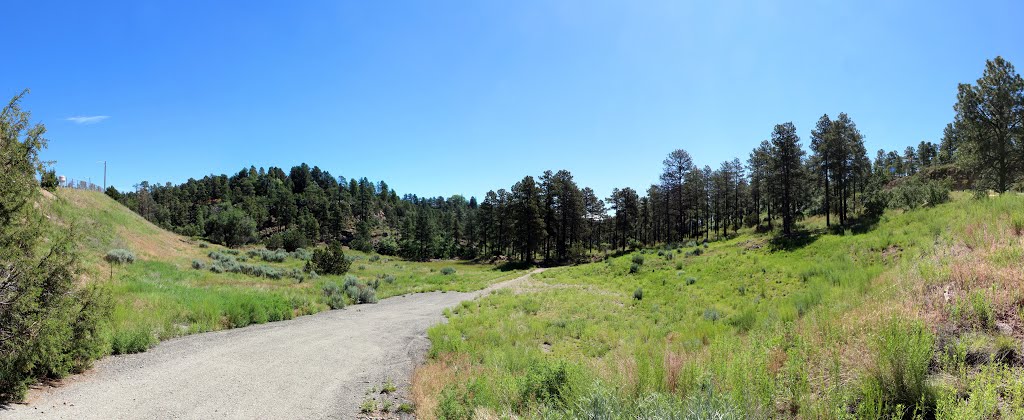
xmin=46 ymin=188 xmax=525 ymax=354
xmin=415 ymin=194 xmax=1024 ymax=419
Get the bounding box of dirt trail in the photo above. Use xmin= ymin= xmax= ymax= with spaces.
xmin=2 ymin=269 xmax=544 ymax=419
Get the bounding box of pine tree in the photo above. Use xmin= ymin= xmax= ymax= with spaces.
xmin=954 ymin=56 xmax=1024 ymax=193
xmin=769 ymin=122 xmax=806 ymax=235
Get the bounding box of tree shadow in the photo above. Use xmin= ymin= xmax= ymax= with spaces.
xmin=768 ymin=229 xmax=820 ymax=251
xmin=825 ymin=214 xmax=883 ymax=236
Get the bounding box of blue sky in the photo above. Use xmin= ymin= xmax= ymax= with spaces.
xmin=5 ymin=1 xmax=1022 ymax=200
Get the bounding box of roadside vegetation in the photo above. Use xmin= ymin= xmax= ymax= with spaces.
xmin=414 ymin=194 xmax=1024 ymax=418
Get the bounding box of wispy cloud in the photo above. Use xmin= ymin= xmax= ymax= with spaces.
xmin=66 ymin=115 xmax=110 ymax=124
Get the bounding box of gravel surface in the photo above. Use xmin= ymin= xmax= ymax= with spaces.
xmin=1 ymin=269 xmax=542 ymax=419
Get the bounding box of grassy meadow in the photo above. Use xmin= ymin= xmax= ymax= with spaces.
xmin=47 ymin=189 xmax=526 ymax=355
xmin=414 ymin=193 xmax=1024 ymax=419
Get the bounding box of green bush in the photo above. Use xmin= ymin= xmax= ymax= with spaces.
xmin=703 ymin=308 xmax=720 ymax=322
xmin=311 ymin=242 xmax=351 ymax=275
xmin=633 ymin=288 xmax=643 ymax=300
xmin=631 ymin=254 xmax=645 ymax=265
xmin=375 ymin=237 xmax=400 ymax=256
xmin=629 ymin=263 xmax=641 ymax=274
xmin=191 ymin=259 xmax=206 ymax=270
xmin=441 ymin=267 xmax=456 ymax=276
xmin=686 ymin=277 xmax=696 ymax=285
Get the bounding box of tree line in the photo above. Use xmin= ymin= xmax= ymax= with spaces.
xmin=116 ymin=56 xmax=1023 ymax=263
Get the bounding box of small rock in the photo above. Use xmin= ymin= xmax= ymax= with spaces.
xmin=996 ymin=322 xmax=1013 ymax=335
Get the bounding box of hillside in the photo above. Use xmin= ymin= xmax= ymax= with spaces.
xmin=40 ymin=188 xmax=525 ymax=356
xmin=45 ymin=188 xmax=202 ymax=275
xmin=414 ymin=193 xmax=1024 ymax=418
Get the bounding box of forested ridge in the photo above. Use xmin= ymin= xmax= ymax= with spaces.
xmin=118 ymin=57 xmax=1023 ymax=263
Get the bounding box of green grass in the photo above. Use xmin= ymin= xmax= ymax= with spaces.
xmin=417 ymin=193 xmax=1024 ymax=418
xmin=46 ymin=189 xmax=526 ymax=356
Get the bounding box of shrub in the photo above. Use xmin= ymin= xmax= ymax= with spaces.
xmin=104 ymin=248 xmax=136 ymax=279
xmin=191 ymin=259 xmax=206 ymax=270
xmin=368 ymin=254 xmax=381 ymax=263
xmin=346 ymin=284 xmax=378 ymax=304
xmin=247 ymin=248 xmax=288 ymax=263
xmin=629 ymin=263 xmax=641 ymax=274
xmin=631 ymin=254 xmax=645 ymax=265
xmin=104 ymin=249 xmax=136 ymax=265
xmin=322 ymin=282 xmax=346 ymax=309
xmin=686 ymin=277 xmax=696 ymax=285
xmin=382 ymin=274 xmax=396 ymax=284
xmin=703 ymin=308 xmax=720 ymax=322
xmin=291 ymin=248 xmax=312 ymax=260
xmin=633 ymin=288 xmax=643 ymax=300
xmin=311 ymin=242 xmax=351 ymax=275
xmin=375 ymin=237 xmax=400 ymax=256
xmin=441 ymin=267 xmax=456 ymax=276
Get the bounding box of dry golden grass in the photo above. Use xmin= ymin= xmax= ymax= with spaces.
xmin=412 ymin=354 xmax=470 ymax=419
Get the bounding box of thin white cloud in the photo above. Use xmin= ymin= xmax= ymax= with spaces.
xmin=66 ymin=115 xmax=110 ymax=124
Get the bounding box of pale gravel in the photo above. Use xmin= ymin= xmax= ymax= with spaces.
xmin=1 ymin=269 xmax=542 ymax=420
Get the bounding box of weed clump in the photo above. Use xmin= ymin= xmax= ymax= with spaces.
xmin=858 ymin=318 xmax=935 ymax=418
xmin=703 ymin=308 xmax=720 ymax=322
xmin=441 ymin=267 xmax=456 ymax=276
xmin=633 ymin=288 xmax=643 ymax=300
xmin=191 ymin=259 xmax=206 ymax=270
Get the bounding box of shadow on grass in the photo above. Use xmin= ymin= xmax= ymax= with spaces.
xmin=769 ymin=229 xmax=820 ymax=251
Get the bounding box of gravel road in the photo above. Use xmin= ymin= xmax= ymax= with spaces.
xmin=2 ymin=269 xmax=542 ymax=419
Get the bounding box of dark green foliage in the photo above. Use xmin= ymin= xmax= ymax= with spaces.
xmin=104 ymin=186 xmax=121 ymax=200
xmin=441 ymin=267 xmax=456 ymax=276
xmin=1 ymin=90 xmax=110 ymax=402
xmin=204 ymin=205 xmax=257 ymax=248
xmin=40 ymin=168 xmax=58 ymax=190
xmin=686 ymin=277 xmax=696 ymax=285
xmin=267 ymin=228 xmax=309 ymax=252
xmin=375 ymin=237 xmax=399 ymax=255
xmin=953 ymin=56 xmax=1024 ymax=193
xmin=629 ymin=263 xmax=640 ymax=274
xmin=311 ymin=242 xmax=351 ymax=275
xmin=631 ymin=254 xmax=644 ymax=265
xmin=633 ymin=287 xmax=643 ymax=300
